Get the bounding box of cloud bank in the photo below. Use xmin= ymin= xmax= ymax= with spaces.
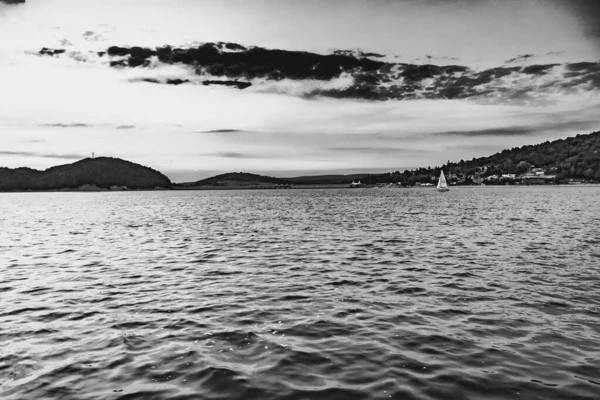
xmin=34 ymin=42 xmax=600 ymax=105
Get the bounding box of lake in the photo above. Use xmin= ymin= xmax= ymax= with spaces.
xmin=1 ymin=187 xmax=599 ymax=400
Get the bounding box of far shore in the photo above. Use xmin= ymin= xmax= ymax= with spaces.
xmin=2 ymin=183 xmax=600 ymax=194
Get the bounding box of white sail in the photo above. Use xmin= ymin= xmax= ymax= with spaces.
xmin=437 ymin=170 xmax=448 ymax=190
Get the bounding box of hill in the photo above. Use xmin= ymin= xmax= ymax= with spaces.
xmin=285 ymin=174 xmax=369 ymax=185
xmin=360 ymin=130 xmax=600 ymax=185
xmin=178 ymin=172 xmax=292 ymax=188
xmin=0 ymin=157 xmax=172 ymax=191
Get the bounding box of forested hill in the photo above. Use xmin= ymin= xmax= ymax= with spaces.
xmin=0 ymin=157 xmax=172 ymax=191
xmin=181 ymin=172 xmax=292 ymax=187
xmin=458 ymin=130 xmax=600 ymax=177
xmin=363 ymin=130 xmax=600 ymax=185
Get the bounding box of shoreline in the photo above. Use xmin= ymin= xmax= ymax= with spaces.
xmin=2 ymin=183 xmax=600 ymax=194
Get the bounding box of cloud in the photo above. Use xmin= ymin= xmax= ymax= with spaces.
xmin=82 ymin=30 xmax=103 ymax=42
xmin=435 ymin=127 xmax=535 ymax=137
xmin=505 ymin=54 xmax=535 ymax=63
xmin=198 ymin=129 xmax=246 ymax=133
xmin=34 ymin=41 xmax=600 ymax=104
xmin=445 ymin=143 xmax=511 ymax=152
xmin=566 ymin=61 xmax=600 ymax=72
xmin=0 ymin=151 xmax=86 ymax=160
xmin=18 ymin=139 xmax=45 ymax=143
xmin=41 ymin=123 xmax=90 ymax=128
xmin=521 ymin=64 xmax=559 ymax=75
xmin=208 ymin=152 xmax=265 ymax=159
xmin=433 ymin=119 xmax=599 ymax=137
xmin=327 ymin=146 xmax=427 ymax=154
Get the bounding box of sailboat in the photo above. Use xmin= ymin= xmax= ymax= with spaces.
xmin=437 ymin=170 xmax=449 ymax=192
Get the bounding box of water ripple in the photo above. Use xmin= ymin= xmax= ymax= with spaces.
xmin=1 ymin=187 xmax=600 ymax=399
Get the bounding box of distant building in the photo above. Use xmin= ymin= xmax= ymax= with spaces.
xmin=519 ymin=172 xmax=556 ymax=185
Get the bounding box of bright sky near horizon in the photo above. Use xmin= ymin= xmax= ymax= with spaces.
xmin=1 ymin=0 xmax=600 ymax=181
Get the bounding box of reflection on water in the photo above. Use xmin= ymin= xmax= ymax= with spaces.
xmin=1 ymin=187 xmax=599 ymax=400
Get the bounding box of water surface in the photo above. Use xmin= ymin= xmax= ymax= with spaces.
xmin=1 ymin=187 xmax=599 ymax=400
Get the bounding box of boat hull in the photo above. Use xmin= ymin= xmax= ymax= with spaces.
xmin=436 ymin=187 xmax=449 ymax=192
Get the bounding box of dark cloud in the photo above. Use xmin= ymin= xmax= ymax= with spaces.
xmin=565 ymin=61 xmax=600 ymax=73
xmin=505 ymin=54 xmax=535 ymax=63
xmin=36 ymin=41 xmax=599 ymax=103
xmin=41 ymin=123 xmax=89 ymax=128
xmin=0 ymin=151 xmax=86 ymax=160
xmin=435 ymin=127 xmax=535 ymax=137
xmin=128 ymin=77 xmax=190 ymax=85
xmin=0 ymin=0 xmax=26 ymax=4
xmin=560 ymin=62 xmax=600 ymax=90
xmin=199 ymin=129 xmax=246 ymax=133
xmin=201 ymin=80 xmax=251 ymax=89
xmin=116 ymin=125 xmax=136 ymax=130
xmin=521 ymin=64 xmax=559 ymax=75
xmin=39 ymin=48 xmax=67 ymax=57
xmin=100 ymin=42 xmax=384 ymax=82
xmin=434 ymin=120 xmax=599 ymax=137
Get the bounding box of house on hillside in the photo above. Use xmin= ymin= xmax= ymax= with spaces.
xmin=519 ymin=171 xmax=556 ymax=185
xmin=531 ymin=167 xmax=545 ymax=175
xmin=483 ymin=175 xmax=499 ymax=183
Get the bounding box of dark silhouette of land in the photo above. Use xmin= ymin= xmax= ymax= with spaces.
xmin=0 ymin=157 xmax=171 ymax=191
xmin=358 ymin=130 xmax=600 ymax=186
xmin=187 ymin=130 xmax=600 ymax=186
xmin=175 ymin=172 xmax=293 ymax=189
xmin=1 ymin=130 xmax=599 ymax=191
xmin=285 ymin=174 xmax=369 ymax=185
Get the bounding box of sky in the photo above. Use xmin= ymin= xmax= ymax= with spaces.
xmin=1 ymin=0 xmax=600 ymax=181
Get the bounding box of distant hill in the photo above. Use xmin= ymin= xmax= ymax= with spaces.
xmin=461 ymin=130 xmax=600 ymax=177
xmin=363 ymin=130 xmax=600 ymax=185
xmin=0 ymin=157 xmax=172 ymax=191
xmin=285 ymin=174 xmax=369 ymax=185
xmin=178 ymin=172 xmax=292 ymax=187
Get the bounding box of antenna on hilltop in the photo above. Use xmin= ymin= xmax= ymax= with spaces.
xmin=92 ymin=152 xmax=95 ymax=159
